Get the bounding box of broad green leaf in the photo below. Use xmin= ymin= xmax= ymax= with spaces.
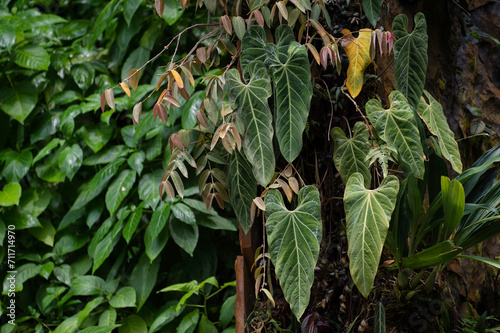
xmin=457 ymin=255 xmax=500 ymax=270
xmin=195 ymin=213 xmax=237 ymax=231
xmin=149 ymin=301 xmax=185 ymax=333
xmin=145 ymin=203 xmax=171 ymax=261
xmin=124 ymin=0 xmax=142 ymax=25
xmin=170 ymin=217 xmax=199 ymax=256
xmin=344 ymin=173 xmax=399 ymax=297
xmin=393 ymin=13 xmax=428 ymax=110
xmin=123 ymin=206 xmax=143 ymax=243
xmin=82 ymin=122 xmax=114 ymax=153
xmin=70 ymin=275 xmax=106 ymax=296
xmin=0 ymin=183 xmax=21 ymax=207
xmin=171 ymin=203 xmax=196 ymax=225
xmin=79 ymin=326 xmax=120 ymax=333
xmin=5 ymin=207 xmax=42 ymax=230
xmin=53 ymin=316 xmax=78 ymax=333
xmin=366 ymin=91 xmax=425 ymax=179
xmin=219 ymin=295 xmax=236 ymax=327
xmin=99 ymin=307 xmax=117 ymax=326
xmin=71 ymin=159 xmax=124 ymax=210
xmin=177 ymin=310 xmax=200 ymax=333
xmin=0 ymin=83 xmax=37 ymax=124
xmin=33 ymin=138 xmax=63 ymax=164
xmin=0 ymin=22 xmax=15 ymax=52
xmin=121 ymin=46 xmax=150 ymax=80
xmin=249 ymin=0 xmax=269 ymax=10
xmin=54 ymin=234 xmax=89 ymax=255
xmin=29 ymin=219 xmax=56 ymax=247
xmin=344 ymin=29 xmax=372 ymax=98
xmin=229 ymin=150 xmax=257 ymax=233
xmin=92 ymin=217 xmax=125 ymax=273
xmin=72 ymin=63 xmax=95 ymax=91
xmin=240 ymin=26 xmax=267 ymax=72
xmin=83 ymin=145 xmax=129 ymax=165
xmin=58 ymin=144 xmax=83 ymax=180
xmin=130 ymin=253 xmax=160 ymax=311
xmin=163 ymin=0 xmax=185 ymax=26
xmin=264 ymin=186 xmax=322 ymax=319
xmin=118 ymin=315 xmax=147 ymax=333
xmin=2 ymin=150 xmax=33 ymax=183
xmin=363 ymin=0 xmax=383 ymax=27
xmin=105 ymin=170 xmax=137 ymax=215
xmin=127 ymin=151 xmax=145 ymax=175
xmin=401 ymin=240 xmax=461 ymax=269
xmin=13 ymin=45 xmax=50 ymax=70
xmin=197 ymin=314 xmax=218 ymax=333
xmin=77 ymin=296 xmax=105 ymax=326
xmin=331 ymin=122 xmax=371 ymax=187
xmin=266 ymin=31 xmax=312 ymax=163
xmin=226 ymin=62 xmax=274 ymax=185
xmin=417 ymin=90 xmax=462 ymax=173
xmin=110 ymin=287 xmax=136 ymax=308
xmin=138 ymin=169 xmax=163 ymax=209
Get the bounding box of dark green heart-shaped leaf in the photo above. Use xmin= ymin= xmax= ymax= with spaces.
xmin=417 ymin=90 xmax=462 ymax=173
xmin=229 ymin=150 xmax=257 ymax=233
xmin=266 ymin=38 xmax=312 ymax=163
xmin=393 ymin=13 xmax=428 ymax=110
xmin=0 ymin=83 xmax=37 ymax=124
xmin=109 ymin=287 xmax=136 ymax=308
xmin=226 ymin=62 xmax=274 ymax=185
xmin=169 ymin=217 xmax=198 ymax=256
xmin=240 ymin=26 xmax=267 ymax=72
xmin=366 ymin=91 xmax=425 ymax=179
xmin=2 ymin=150 xmax=33 ymax=183
xmin=363 ymin=0 xmax=383 ymax=27
xmin=331 ymin=122 xmax=371 ymax=187
xmin=344 ymin=173 xmax=399 ymax=297
xmin=265 ymin=186 xmax=322 ymax=319
xmin=58 ymin=144 xmax=83 ymax=181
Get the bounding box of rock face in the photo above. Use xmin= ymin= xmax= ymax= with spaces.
xmin=378 ymin=0 xmax=500 ymax=161
xmin=378 ymin=0 xmax=500 ymax=309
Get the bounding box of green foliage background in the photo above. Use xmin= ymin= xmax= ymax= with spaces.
xmin=0 ymin=0 xmax=238 ymax=332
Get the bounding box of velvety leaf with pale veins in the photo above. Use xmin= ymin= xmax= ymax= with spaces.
xmin=344 ymin=173 xmax=398 ymax=297
xmin=265 ymin=186 xmax=322 ymax=319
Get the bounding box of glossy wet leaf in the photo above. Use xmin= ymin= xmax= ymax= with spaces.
xmin=2 ymin=150 xmax=33 ymax=183
xmin=0 ymin=183 xmax=21 ymax=207
xmin=344 ymin=173 xmax=398 ymax=297
xmin=344 ymin=29 xmax=372 ymax=98
xmin=226 ymin=62 xmax=274 ymax=185
xmin=13 ymin=45 xmax=50 ymax=70
xmin=366 ymin=91 xmax=425 ymax=179
xmin=0 ymin=83 xmax=37 ymax=124
xmin=266 ymin=26 xmax=312 ymax=163
xmin=331 ymin=122 xmax=371 ymax=187
xmin=393 ymin=13 xmax=428 ymax=110
xmin=417 ymin=90 xmax=462 ymax=173
xmin=105 ymin=170 xmax=137 ymax=215
xmin=58 ymin=144 xmax=83 ymax=181
xmin=229 ymin=150 xmax=257 ymax=233
xmin=130 ymin=254 xmax=160 ymax=311
xmin=265 ymin=186 xmax=322 ymax=319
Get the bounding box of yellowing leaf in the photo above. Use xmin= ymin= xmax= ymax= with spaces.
xmin=171 ymin=69 xmax=184 ymax=89
xmin=128 ymin=69 xmax=142 ymax=91
xmin=120 ymin=82 xmax=131 ymax=98
xmin=344 ymin=29 xmax=372 ymax=98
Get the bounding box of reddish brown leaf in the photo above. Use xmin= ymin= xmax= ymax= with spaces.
xmin=198 ymin=169 xmax=210 ymax=193
xmin=213 ymin=182 xmax=229 ymax=201
xmin=100 ymin=91 xmax=106 ymax=112
xmin=120 ymin=82 xmax=131 ymax=98
xmin=221 ymin=15 xmax=232 ymax=35
xmin=221 ymin=135 xmax=234 ymax=154
xmin=163 ymin=95 xmax=181 ymax=107
xmin=196 ymin=110 xmax=209 ymax=128
xmin=214 ymin=193 xmax=225 ymax=209
xmin=164 ymin=180 xmax=176 ymax=200
xmin=155 ymin=0 xmax=164 ymax=16
xmin=128 ymin=69 xmax=142 ymax=90
xmin=179 ymin=88 xmax=190 ymax=102
xmin=254 ymin=10 xmax=265 ymax=27
xmin=157 ymin=103 xmax=168 ymax=123
xmin=196 ymin=47 xmax=207 ymax=64
xmin=205 ymin=193 xmax=215 ymax=211
xmin=169 ymin=133 xmax=184 ymax=152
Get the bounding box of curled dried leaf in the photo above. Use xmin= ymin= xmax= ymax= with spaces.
xmin=221 ymin=134 xmax=234 ymax=154
xmin=277 ymin=179 xmax=293 ymax=202
xmin=306 ymin=43 xmax=321 ymax=65
xmin=288 ymin=176 xmax=300 ymax=194
xmin=128 ymin=69 xmax=142 ymax=90
xmin=253 ymin=197 xmax=266 ymax=211
xmin=157 ymin=89 xmax=168 ymax=104
xmin=132 ymin=102 xmax=142 ymax=126
xmin=180 ymin=65 xmax=195 ymax=87
xmin=120 ymin=82 xmax=131 ymax=98
xmin=105 ymin=89 xmax=115 ymax=110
